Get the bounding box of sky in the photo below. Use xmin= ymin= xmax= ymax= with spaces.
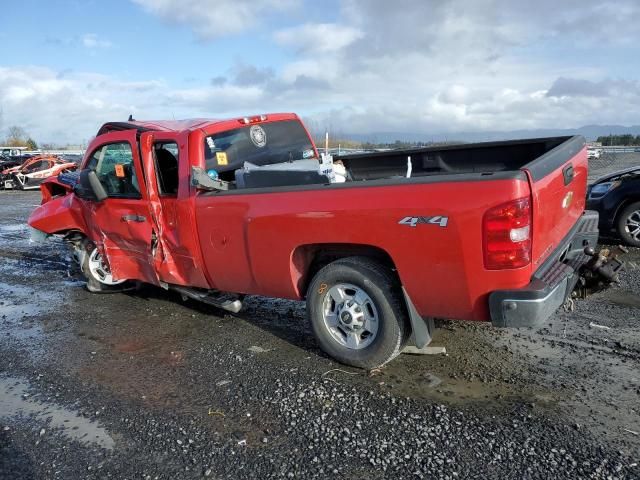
xmin=1 ymin=0 xmax=640 ymax=144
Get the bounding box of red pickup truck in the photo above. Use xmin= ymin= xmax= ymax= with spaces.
xmin=28 ymin=113 xmax=611 ymax=368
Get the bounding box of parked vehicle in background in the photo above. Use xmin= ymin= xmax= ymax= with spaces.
xmin=1 ymin=155 xmax=78 ymax=190
xmin=0 ymin=155 xmax=21 ymax=171
xmin=0 ymin=146 xmax=27 ymax=158
xmin=587 ymin=147 xmax=602 ymax=160
xmin=587 ymin=166 xmax=640 ymax=246
xmin=27 ymin=115 xmax=621 ymax=368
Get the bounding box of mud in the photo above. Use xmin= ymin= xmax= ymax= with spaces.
xmin=0 ymin=190 xmax=639 ymax=479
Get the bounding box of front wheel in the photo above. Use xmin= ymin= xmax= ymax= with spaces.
xmin=616 ymin=201 xmax=640 ymax=247
xmin=306 ymin=257 xmax=409 ymax=369
xmin=81 ymin=246 xmax=127 ymax=293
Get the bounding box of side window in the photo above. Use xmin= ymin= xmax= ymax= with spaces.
xmin=153 ymin=142 xmax=179 ymax=195
xmin=23 ymin=160 xmax=48 ymax=173
xmin=89 ymin=143 xmax=141 ymax=198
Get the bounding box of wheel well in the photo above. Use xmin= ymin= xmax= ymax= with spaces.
xmin=292 ymin=244 xmax=399 ymax=298
xmin=613 ymin=197 xmax=640 ymax=229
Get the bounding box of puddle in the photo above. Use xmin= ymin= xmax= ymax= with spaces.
xmin=0 ymin=224 xmax=30 ymax=247
xmin=0 ymin=224 xmax=28 ymax=233
xmin=0 ymin=376 xmax=115 ymax=450
xmin=0 ymin=282 xmax=60 ymax=321
xmin=0 ymin=281 xmax=64 ymax=342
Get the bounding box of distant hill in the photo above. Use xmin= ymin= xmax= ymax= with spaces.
xmin=345 ymin=125 xmax=640 ymax=144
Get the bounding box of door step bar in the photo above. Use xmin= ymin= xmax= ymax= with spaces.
xmin=172 ymin=286 xmax=243 ymax=313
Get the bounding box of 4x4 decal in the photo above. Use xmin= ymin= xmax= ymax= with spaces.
xmin=398 ymin=216 xmax=449 ymax=228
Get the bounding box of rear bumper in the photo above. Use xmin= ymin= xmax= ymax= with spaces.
xmin=489 ymin=210 xmax=599 ymax=328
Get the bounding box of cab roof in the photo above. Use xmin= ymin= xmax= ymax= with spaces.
xmin=96 ymin=113 xmax=299 ymax=136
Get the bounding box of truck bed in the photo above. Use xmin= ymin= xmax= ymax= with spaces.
xmin=194 ymin=134 xmax=587 ymax=323
xmin=336 ymin=136 xmax=573 ymax=181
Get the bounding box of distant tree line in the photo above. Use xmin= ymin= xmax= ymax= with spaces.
xmin=314 ymin=137 xmax=462 ymax=150
xmin=2 ymin=125 xmax=38 ymax=149
xmin=361 ymin=140 xmax=436 ymax=149
xmin=596 ymin=134 xmax=640 ymax=146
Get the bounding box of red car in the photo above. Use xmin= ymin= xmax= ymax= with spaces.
xmin=28 ymin=114 xmax=618 ymax=368
xmin=2 ymin=155 xmax=77 ymax=190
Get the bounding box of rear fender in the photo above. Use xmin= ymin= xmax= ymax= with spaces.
xmin=39 ymin=176 xmax=74 ymax=204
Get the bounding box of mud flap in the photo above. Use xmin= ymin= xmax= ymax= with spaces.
xmin=402 ymin=287 xmax=435 ymax=348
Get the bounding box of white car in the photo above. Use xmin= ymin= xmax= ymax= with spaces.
xmin=587 ymin=148 xmax=602 ymax=160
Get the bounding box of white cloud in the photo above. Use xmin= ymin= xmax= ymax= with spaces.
xmin=0 ymin=66 xmax=276 ymax=144
xmin=3 ymin=0 xmax=640 ymax=143
xmin=274 ymin=23 xmax=363 ymax=54
xmin=132 ymin=0 xmax=300 ymax=39
xmin=81 ymin=34 xmax=113 ymax=49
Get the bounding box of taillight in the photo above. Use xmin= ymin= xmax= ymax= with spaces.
xmin=483 ymin=197 xmax=531 ymax=270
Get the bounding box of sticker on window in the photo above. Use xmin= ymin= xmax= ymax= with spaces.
xmin=250 ymin=125 xmax=267 ymax=148
xmin=216 ymin=152 xmax=228 ymax=166
xmin=206 ymin=137 xmax=215 ymax=149
xmin=302 ymin=149 xmax=315 ymax=159
xmin=115 ymin=164 xmax=125 ymax=178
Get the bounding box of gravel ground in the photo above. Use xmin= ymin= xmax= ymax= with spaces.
xmin=0 ymin=176 xmax=639 ymax=479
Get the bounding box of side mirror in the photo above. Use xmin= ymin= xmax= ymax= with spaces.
xmin=74 ymin=169 xmax=108 ymax=201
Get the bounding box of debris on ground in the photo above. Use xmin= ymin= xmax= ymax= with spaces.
xmin=589 ymin=322 xmax=612 ymax=330
xmin=248 ymin=345 xmax=271 ymax=353
xmin=402 ymin=345 xmax=447 ymax=355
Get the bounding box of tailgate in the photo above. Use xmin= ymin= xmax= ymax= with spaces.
xmin=524 ymin=136 xmax=588 ymax=269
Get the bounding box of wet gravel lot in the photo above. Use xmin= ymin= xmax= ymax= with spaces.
xmin=1 ymin=158 xmax=639 ymax=479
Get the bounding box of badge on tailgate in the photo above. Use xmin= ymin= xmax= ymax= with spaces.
xmin=398 ymin=216 xmax=449 ymax=228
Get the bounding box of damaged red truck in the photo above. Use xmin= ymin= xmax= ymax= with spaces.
xmin=28 ymin=113 xmax=621 ymax=368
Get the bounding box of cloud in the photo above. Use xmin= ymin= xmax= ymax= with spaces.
xmin=0 ymin=67 xmax=142 ymax=143
xmin=132 ymin=0 xmax=300 ymax=39
xmin=81 ymin=33 xmax=113 ymax=49
xmin=0 ymin=66 xmax=275 ymax=144
xmin=44 ymin=34 xmax=113 ymax=50
xmin=274 ymin=23 xmax=363 ymax=54
xmin=546 ymin=77 xmax=640 ymax=98
xmin=292 ymin=75 xmax=330 ymax=91
xmin=5 ymin=0 xmax=640 ymax=143
xmin=232 ymin=63 xmax=275 ymax=86
xmin=210 ymin=76 xmax=227 ymax=86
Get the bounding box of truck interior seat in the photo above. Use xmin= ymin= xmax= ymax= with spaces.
xmin=155 ymin=148 xmax=179 ymax=194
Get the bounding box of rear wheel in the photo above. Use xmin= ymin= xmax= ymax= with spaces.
xmin=306 ymin=257 xmax=409 ymax=369
xmin=617 ymin=201 xmax=640 ymax=247
xmin=81 ymin=246 xmax=127 ymax=293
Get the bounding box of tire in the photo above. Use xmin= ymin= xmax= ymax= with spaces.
xmin=81 ymin=245 xmax=128 ymax=293
xmin=616 ymin=201 xmax=640 ymax=247
xmin=306 ymin=257 xmax=409 ymax=369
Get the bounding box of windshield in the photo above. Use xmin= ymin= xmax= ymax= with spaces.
xmin=204 ymin=120 xmax=316 ymax=175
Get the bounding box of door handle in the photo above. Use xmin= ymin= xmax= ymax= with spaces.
xmin=121 ymin=214 xmax=146 ymax=223
xmin=563 ymin=164 xmax=574 ymax=186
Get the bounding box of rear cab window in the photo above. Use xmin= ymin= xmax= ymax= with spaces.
xmin=203 ymin=120 xmax=316 ymax=181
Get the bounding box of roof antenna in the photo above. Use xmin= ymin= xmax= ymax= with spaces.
xmin=128 ymin=114 xmax=135 ymax=121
